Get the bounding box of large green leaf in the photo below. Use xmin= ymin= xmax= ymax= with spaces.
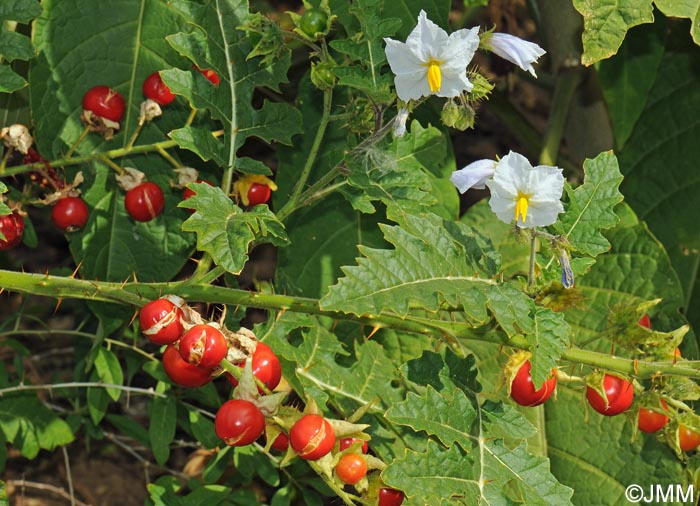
xmin=162 ymin=0 xmax=302 ymax=172
xmin=180 ymin=182 xmax=287 ymax=274
xmin=616 ymin=39 xmax=700 ymax=334
xmin=30 ymin=0 xmax=198 ymax=313
xmin=598 ymin=18 xmax=666 ymax=150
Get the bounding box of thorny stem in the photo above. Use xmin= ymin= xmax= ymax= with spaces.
xmin=2 ymin=269 xmax=700 ymax=380
xmin=64 ymin=125 xmax=91 ymax=159
xmin=0 ymin=381 xmax=167 ymax=398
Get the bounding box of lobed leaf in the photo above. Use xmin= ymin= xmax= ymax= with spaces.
xmin=180 ymin=182 xmax=287 ymax=274
xmin=554 ymin=151 xmax=624 ymax=257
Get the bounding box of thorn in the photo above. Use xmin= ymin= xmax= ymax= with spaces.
xmin=119 ymin=274 xmax=132 ymax=289
xmin=131 ymin=271 xmax=138 ymax=284
xmin=219 ymin=305 xmax=227 ymax=325
xmin=633 ymin=358 xmax=639 ymax=375
xmin=366 ymin=325 xmax=381 ymax=340
xmin=128 ymin=308 xmax=139 ymax=327
xmin=70 ymin=260 xmax=83 ymax=279
xmin=276 ymin=307 xmax=287 ymax=321
xmin=189 ymin=256 xmax=200 ymax=265
xmin=0 ymin=288 xmax=5 ymax=296
xmin=53 ymin=298 xmax=63 ymax=314
xmin=331 ymin=320 xmax=339 ymax=332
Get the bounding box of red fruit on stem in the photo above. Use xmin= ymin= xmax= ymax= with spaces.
xmin=378 ymin=488 xmax=405 ymax=506
xmin=510 ymin=360 xmax=556 ymax=407
xmin=52 ymin=196 xmax=89 ymax=231
xmin=638 ymin=399 xmax=669 ymax=434
xmin=270 ymin=432 xmax=289 ymax=452
xmin=289 ymin=414 xmax=336 ymax=460
xmin=215 ymin=399 xmax=265 ymax=446
xmin=339 ymin=437 xmax=368 ymax=454
xmin=0 ymin=212 xmax=24 ymax=250
xmin=335 ymin=453 xmax=367 ymax=485
xmin=82 ymin=85 xmax=126 ymax=123
xmin=226 ymin=342 xmax=282 ymax=392
xmin=195 ymin=66 xmax=220 ymax=86
xmin=125 ymin=182 xmax=164 ymax=222
xmin=142 ymin=72 xmax=176 ymax=106
xmin=586 ymin=374 xmax=634 ymax=416
xmin=679 ymin=424 xmax=700 ymax=452
xmin=247 ymin=183 xmax=271 ymax=206
xmin=178 ymin=324 xmax=227 ymax=369
xmin=162 ymin=345 xmax=212 ymax=388
xmin=139 ymin=298 xmax=184 ymax=345
xmin=639 ymin=314 xmax=651 ymax=329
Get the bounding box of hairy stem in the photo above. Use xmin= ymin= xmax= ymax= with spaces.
xmin=278 ymin=88 xmax=333 ymax=221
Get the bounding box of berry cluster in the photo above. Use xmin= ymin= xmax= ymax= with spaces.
xmin=0 ymin=67 xmax=276 ymax=251
xmin=138 ymin=296 xmax=405 ymax=504
xmin=508 ymin=314 xmax=699 ymax=455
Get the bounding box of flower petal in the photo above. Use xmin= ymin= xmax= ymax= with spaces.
xmin=450 ymin=159 xmax=496 ymax=192
xmin=437 ymin=72 xmax=472 ymax=97
xmin=384 ymin=38 xmax=424 ymax=75
xmin=440 ymin=27 xmax=480 ymax=73
xmin=406 ymin=10 xmax=450 ymax=62
xmin=488 ymin=33 xmax=546 ymax=77
xmin=394 ymin=72 xmax=432 ymax=101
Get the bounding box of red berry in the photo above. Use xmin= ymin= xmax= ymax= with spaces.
xmin=195 ymin=66 xmax=220 ymax=86
xmin=378 ymin=488 xmax=405 ymax=506
xmin=179 ymin=324 xmax=227 ymax=369
xmin=82 ymin=85 xmax=126 ymax=123
xmin=290 ymin=414 xmax=336 ymax=460
xmin=247 ymin=183 xmax=271 ymax=206
xmin=226 ymin=342 xmax=282 ymax=392
xmin=215 ymin=399 xmax=265 ymax=446
xmin=125 ymin=182 xmax=164 ymax=222
xmin=586 ymin=374 xmax=634 ymax=416
xmin=0 ymin=212 xmax=24 ymax=250
xmin=510 ymin=361 xmax=556 ymax=407
xmin=679 ymin=424 xmax=700 ymax=452
xmin=271 ymin=432 xmax=289 ymax=452
xmin=142 ymin=71 xmax=176 ymax=106
xmin=638 ymin=399 xmax=669 ymax=434
xmin=139 ymin=298 xmax=184 ymax=345
xmin=339 ymin=437 xmax=368 ymax=454
xmin=639 ymin=314 xmax=651 ymax=329
xmin=335 ymin=453 xmax=367 ymax=485
xmin=52 ymin=196 xmax=89 ymax=231
xmin=162 ymin=345 xmax=212 ymax=388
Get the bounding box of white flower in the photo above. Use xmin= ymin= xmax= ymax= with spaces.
xmin=449 ymin=159 xmax=496 ymax=192
xmin=484 ymin=33 xmax=546 ymax=77
xmin=486 ymin=151 xmax=564 ymax=228
xmin=393 ymin=107 xmax=409 ymax=137
xmin=384 ymin=10 xmax=480 ymax=101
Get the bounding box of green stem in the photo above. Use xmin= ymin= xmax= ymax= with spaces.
xmin=125 ymin=122 xmax=144 ymax=150
xmin=3 ymin=130 xmax=225 ymax=178
xmin=64 ymin=126 xmax=92 ymax=159
xmin=528 ymin=230 xmax=537 ymax=294
xmin=1 ymin=269 xmax=700 ymax=380
xmin=539 ymin=67 xmax=583 ymax=166
xmin=155 ymin=145 xmax=181 ymax=169
xmin=219 ymin=358 xmax=273 ymax=396
xmin=278 ymin=88 xmax=333 ymax=221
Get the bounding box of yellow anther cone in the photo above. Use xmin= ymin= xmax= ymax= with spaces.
xmin=427 ymin=63 xmax=442 ymax=93
xmin=515 ymin=196 xmax=529 ymax=223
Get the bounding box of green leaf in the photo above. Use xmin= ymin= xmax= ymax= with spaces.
xmin=387 ymin=386 xmax=476 ymax=451
xmin=105 ymin=414 xmax=149 ymax=447
xmin=572 ymin=0 xmax=654 ymax=66
xmin=93 ymin=347 xmax=124 ymax=401
xmin=598 ymin=18 xmax=666 ymax=150
xmin=554 ymin=151 xmax=624 ymax=257
xmin=0 ymin=65 xmax=26 ymax=93
xmin=187 ymin=408 xmax=219 ymax=449
xmin=343 ymin=122 xmax=446 ymax=215
xmin=402 ymin=349 xmax=481 ymax=394
xmin=616 ymin=40 xmax=700 ymax=335
xmin=320 ymin=213 xmax=500 ymax=320
xmin=162 ymin=0 xmax=302 ymax=169
xmin=168 ymin=126 xmax=226 ymax=166
xmin=655 ymin=0 xmax=700 ymax=47
xmin=180 ymin=182 xmax=288 ymax=275
xmin=0 ymin=395 xmax=73 ymax=459
xmin=0 ymin=0 xmax=43 ymax=23
xmin=149 ymin=393 xmax=177 ymax=466
xmin=0 ymin=30 xmax=35 ymax=62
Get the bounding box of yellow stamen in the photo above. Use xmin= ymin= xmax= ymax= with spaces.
xmin=515 ymin=194 xmax=530 ymax=223
xmin=427 ymin=62 xmax=442 ymax=93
